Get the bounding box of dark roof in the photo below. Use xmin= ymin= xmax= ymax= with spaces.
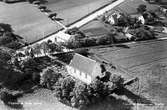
xmin=69 ymin=53 xmax=99 ymax=76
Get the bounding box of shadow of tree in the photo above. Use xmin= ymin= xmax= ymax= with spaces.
xmin=83 ymin=96 xmax=133 ymax=110
xmin=44 ymin=9 xmax=52 ymax=13
xmin=115 ymin=88 xmax=154 ymax=105
xmin=55 ymin=18 xmax=64 ymax=21
xmin=115 ymin=44 xmax=130 ymax=49
xmin=5 ymin=0 xmax=26 ymax=4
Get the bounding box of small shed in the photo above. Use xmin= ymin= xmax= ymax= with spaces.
xmin=66 ymin=53 xmax=102 ymax=84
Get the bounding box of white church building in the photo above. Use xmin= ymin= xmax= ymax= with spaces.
xmin=66 ymin=53 xmax=102 ymax=84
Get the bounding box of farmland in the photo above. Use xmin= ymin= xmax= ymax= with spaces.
xmin=0 ymin=2 xmax=60 ymax=43
xmin=45 ymin=0 xmax=113 ymax=26
xmin=89 ymin=39 xmax=167 ymax=110
xmin=0 ymin=0 xmax=115 ymax=44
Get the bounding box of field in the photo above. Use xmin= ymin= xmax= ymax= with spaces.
xmin=0 ymin=0 xmax=158 ymax=44
xmin=0 ymin=0 xmax=115 ymax=44
xmin=0 ymin=2 xmax=61 ymax=44
xmin=89 ymin=39 xmax=167 ymax=110
xmin=45 ymin=0 xmax=113 ymax=26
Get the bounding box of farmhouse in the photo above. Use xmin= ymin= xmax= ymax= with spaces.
xmin=55 ymin=31 xmax=73 ymax=42
xmin=66 ymin=53 xmax=103 ymax=84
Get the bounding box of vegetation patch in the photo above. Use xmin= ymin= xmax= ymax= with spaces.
xmin=0 ymin=23 xmax=24 ymax=50
xmin=40 ymin=66 xmax=125 ymax=109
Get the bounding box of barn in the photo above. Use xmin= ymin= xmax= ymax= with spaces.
xmin=66 ymin=53 xmax=102 ymax=84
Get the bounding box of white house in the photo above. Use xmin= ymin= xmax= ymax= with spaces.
xmin=55 ymin=31 xmax=73 ymax=42
xmin=66 ymin=53 xmax=102 ymax=84
xmin=106 ymin=12 xmax=121 ymax=25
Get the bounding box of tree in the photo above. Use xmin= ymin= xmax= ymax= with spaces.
xmin=0 ymin=23 xmax=13 ymax=33
xmin=95 ymin=35 xmax=113 ymax=45
xmin=0 ymin=47 xmax=14 ymax=62
xmin=82 ymin=38 xmax=97 ymax=47
xmin=40 ymin=67 xmax=62 ymax=89
xmin=48 ymin=43 xmax=63 ymax=52
xmin=70 ymin=81 xmax=90 ymax=108
xmin=133 ymin=26 xmax=155 ymax=41
xmin=137 ymin=4 xmax=147 ymax=14
xmin=60 ymin=76 xmax=75 ymax=100
xmin=5 ymin=41 xmax=22 ymax=50
xmin=89 ymin=77 xmax=104 ymax=98
xmin=0 ymin=34 xmax=14 ymax=46
xmin=65 ymin=40 xmax=81 ymax=49
xmin=53 ymin=77 xmax=64 ymax=100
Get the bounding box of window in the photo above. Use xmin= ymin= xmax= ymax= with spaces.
xmin=76 ymin=69 xmax=80 ymax=78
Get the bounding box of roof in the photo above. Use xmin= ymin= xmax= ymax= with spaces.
xmin=69 ymin=53 xmax=99 ymax=76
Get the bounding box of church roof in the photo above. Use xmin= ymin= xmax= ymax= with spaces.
xmin=69 ymin=53 xmax=100 ymax=76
